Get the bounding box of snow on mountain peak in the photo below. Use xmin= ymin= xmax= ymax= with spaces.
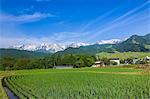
xmin=96 ymin=39 xmax=121 ymax=45
xmin=13 ymin=44 xmax=38 ymax=51
xmin=13 ymin=43 xmax=65 ymax=53
xmin=38 ymin=43 xmax=65 ymax=52
xmin=66 ymin=42 xmax=90 ymax=48
xmin=12 ymin=39 xmax=122 ymax=53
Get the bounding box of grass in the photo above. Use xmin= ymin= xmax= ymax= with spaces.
xmin=1 ymin=67 xmax=150 ymax=98
xmin=96 ymin=52 xmax=150 ymax=59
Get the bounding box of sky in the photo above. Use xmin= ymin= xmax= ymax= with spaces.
xmin=0 ymin=0 xmax=150 ymax=47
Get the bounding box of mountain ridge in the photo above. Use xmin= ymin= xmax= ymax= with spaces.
xmin=1 ymin=33 xmax=150 ymax=57
xmin=0 ymin=48 xmax=49 ymax=58
xmin=10 ymin=39 xmax=122 ymax=53
xmin=55 ymin=33 xmax=150 ymax=55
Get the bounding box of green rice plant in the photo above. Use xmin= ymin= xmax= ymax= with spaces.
xmin=3 ymin=68 xmax=150 ymax=98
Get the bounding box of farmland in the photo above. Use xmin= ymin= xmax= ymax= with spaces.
xmin=1 ymin=67 xmax=150 ymax=99
xmin=96 ymin=52 xmax=150 ymax=60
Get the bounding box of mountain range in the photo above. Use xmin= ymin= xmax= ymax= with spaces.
xmin=0 ymin=33 xmax=150 ymax=58
xmin=11 ymin=39 xmax=121 ymax=53
xmin=55 ymin=33 xmax=150 ymax=55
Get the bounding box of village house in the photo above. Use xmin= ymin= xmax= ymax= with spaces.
xmin=92 ymin=61 xmax=105 ymax=67
xmin=110 ymin=58 xmax=120 ymax=65
xmin=132 ymin=58 xmax=139 ymax=64
xmin=145 ymin=56 xmax=150 ymax=63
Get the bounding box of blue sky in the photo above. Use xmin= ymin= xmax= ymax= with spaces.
xmin=0 ymin=0 xmax=150 ymax=47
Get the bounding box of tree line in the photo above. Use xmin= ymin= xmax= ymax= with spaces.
xmin=0 ymin=54 xmax=96 ymax=70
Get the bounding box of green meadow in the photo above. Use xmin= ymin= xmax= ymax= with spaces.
xmin=1 ymin=67 xmax=150 ymax=99
xmin=96 ymin=52 xmax=150 ymax=59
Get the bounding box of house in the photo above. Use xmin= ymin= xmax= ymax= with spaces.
xmin=132 ymin=58 xmax=139 ymax=64
xmin=53 ymin=66 xmax=73 ymax=69
xmin=92 ymin=61 xmax=105 ymax=67
xmin=145 ymin=56 xmax=150 ymax=63
xmin=110 ymin=58 xmax=120 ymax=65
xmin=124 ymin=60 xmax=129 ymax=65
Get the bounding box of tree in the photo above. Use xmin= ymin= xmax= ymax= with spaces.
xmin=1 ymin=57 xmax=16 ymax=70
xmin=101 ymin=58 xmax=110 ymax=65
xmin=74 ymin=59 xmax=85 ymax=68
xmin=83 ymin=56 xmax=95 ymax=67
xmin=27 ymin=59 xmax=46 ymax=69
xmin=14 ymin=58 xmax=29 ymax=70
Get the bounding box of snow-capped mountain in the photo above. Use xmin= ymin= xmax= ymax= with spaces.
xmin=13 ymin=43 xmax=65 ymax=53
xmin=13 ymin=44 xmax=38 ymax=51
xmin=37 ymin=43 xmax=65 ymax=52
xmin=96 ymin=39 xmax=121 ymax=45
xmin=66 ymin=42 xmax=90 ymax=48
xmin=13 ymin=43 xmax=89 ymax=53
xmin=12 ymin=39 xmax=122 ymax=53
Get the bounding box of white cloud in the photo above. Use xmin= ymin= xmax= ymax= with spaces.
xmin=0 ymin=12 xmax=53 ymax=23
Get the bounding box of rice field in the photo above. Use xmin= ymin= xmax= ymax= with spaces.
xmin=3 ymin=67 xmax=150 ymax=99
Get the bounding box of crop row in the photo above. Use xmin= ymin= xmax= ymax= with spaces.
xmin=4 ymin=72 xmax=150 ymax=99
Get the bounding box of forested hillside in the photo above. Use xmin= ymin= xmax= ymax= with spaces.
xmin=114 ymin=33 xmax=150 ymax=52
xmin=56 ymin=33 xmax=150 ymax=55
xmin=0 ymin=48 xmax=49 ymax=58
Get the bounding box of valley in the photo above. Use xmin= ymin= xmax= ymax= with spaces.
xmin=0 ymin=0 xmax=149 ymax=98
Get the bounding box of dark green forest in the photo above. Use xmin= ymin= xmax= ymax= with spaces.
xmin=0 ymin=54 xmax=96 ymax=70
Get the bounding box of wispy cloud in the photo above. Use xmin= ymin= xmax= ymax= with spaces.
xmin=78 ymin=8 xmax=118 ymax=33
xmin=88 ymin=1 xmax=150 ymax=39
xmin=43 ymin=31 xmax=90 ymax=44
xmin=19 ymin=6 xmax=34 ymax=14
xmin=0 ymin=12 xmax=53 ymax=23
xmin=109 ymin=1 xmax=149 ymax=24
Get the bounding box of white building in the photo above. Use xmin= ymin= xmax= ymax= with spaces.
xmin=92 ymin=61 xmax=105 ymax=67
xmin=110 ymin=58 xmax=120 ymax=65
xmin=132 ymin=58 xmax=139 ymax=64
xmin=145 ymin=56 xmax=150 ymax=63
